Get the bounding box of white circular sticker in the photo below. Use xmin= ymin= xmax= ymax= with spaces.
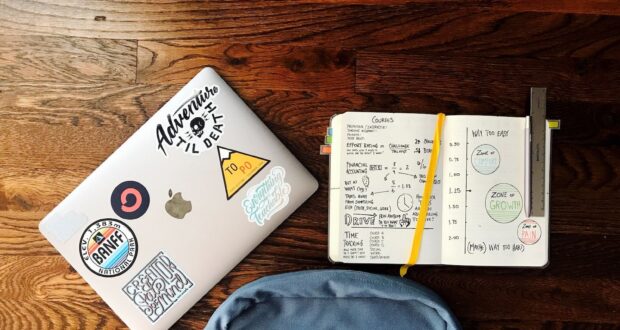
xmin=79 ymin=219 xmax=138 ymax=277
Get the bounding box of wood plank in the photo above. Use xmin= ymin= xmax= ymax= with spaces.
xmin=0 ymin=36 xmax=136 ymax=83
xmin=1 ymin=2 xmax=620 ymax=60
xmin=505 ymin=0 xmax=620 ymax=16
xmin=0 ymin=211 xmax=57 ymax=255
xmin=0 ymin=255 xmax=125 ymax=328
xmin=137 ymin=42 xmax=355 ymax=91
xmin=356 ymin=53 xmax=620 ymax=103
xmin=288 ymin=0 xmax=620 ymax=16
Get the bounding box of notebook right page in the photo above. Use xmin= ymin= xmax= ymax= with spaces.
xmin=441 ymin=115 xmax=546 ymax=266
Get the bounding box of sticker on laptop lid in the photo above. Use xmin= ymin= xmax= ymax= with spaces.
xmin=218 ymin=146 xmax=270 ymax=200
xmin=242 ymin=166 xmax=291 ymax=226
xmin=122 ymin=251 xmax=194 ymax=323
xmin=111 ymin=181 xmax=150 ymax=220
xmin=79 ymin=219 xmax=138 ymax=277
xmin=156 ymin=85 xmax=224 ymax=156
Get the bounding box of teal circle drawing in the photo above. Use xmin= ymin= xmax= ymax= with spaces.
xmin=471 ymin=144 xmax=500 ymax=175
xmin=485 ymin=183 xmax=522 ymax=223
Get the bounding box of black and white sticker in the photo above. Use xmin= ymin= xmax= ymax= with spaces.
xmin=155 ymin=85 xmax=225 ymax=156
xmin=122 ymin=251 xmax=194 ymax=323
xmin=79 ymin=219 xmax=138 ymax=277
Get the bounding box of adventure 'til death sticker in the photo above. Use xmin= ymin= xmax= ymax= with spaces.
xmin=122 ymin=251 xmax=194 ymax=323
xmin=156 ymin=85 xmax=224 ymax=156
xmin=79 ymin=219 xmax=137 ymax=277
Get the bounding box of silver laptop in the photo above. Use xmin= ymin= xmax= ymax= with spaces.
xmin=39 ymin=67 xmax=318 ymax=329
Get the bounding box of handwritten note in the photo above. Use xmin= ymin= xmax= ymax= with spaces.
xmin=335 ymin=113 xmax=443 ymax=264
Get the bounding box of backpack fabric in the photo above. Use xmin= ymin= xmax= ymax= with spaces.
xmin=205 ymin=269 xmax=461 ymax=330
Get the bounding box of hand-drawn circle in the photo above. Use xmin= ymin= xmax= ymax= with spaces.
xmin=79 ymin=219 xmax=138 ymax=277
xmin=471 ymin=144 xmax=501 ymax=175
xmin=485 ymin=183 xmax=522 ymax=223
xmin=111 ymin=181 xmax=150 ymax=219
xmin=396 ymin=193 xmax=414 ymax=212
xmin=517 ymin=219 xmax=542 ymax=245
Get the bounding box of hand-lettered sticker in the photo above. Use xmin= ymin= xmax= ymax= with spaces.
xmin=218 ymin=146 xmax=270 ymax=200
xmin=111 ymin=181 xmax=150 ymax=220
xmin=122 ymin=251 xmax=194 ymax=323
xmin=517 ymin=219 xmax=542 ymax=245
xmin=155 ymin=85 xmax=224 ymax=156
xmin=242 ymin=166 xmax=291 ymax=226
xmin=79 ymin=219 xmax=138 ymax=277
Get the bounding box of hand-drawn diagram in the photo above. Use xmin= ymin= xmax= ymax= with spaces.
xmin=396 ymin=193 xmax=414 ymax=212
xmin=342 ymin=157 xmax=438 ymax=233
xmin=517 ymin=219 xmax=541 ymax=245
xmin=471 ymin=144 xmax=500 ymax=175
xmin=442 ymin=125 xmax=529 ymax=258
xmin=485 ymin=183 xmax=523 ymax=223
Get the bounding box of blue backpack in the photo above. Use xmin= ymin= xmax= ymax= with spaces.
xmin=206 ymin=270 xmax=461 ymax=330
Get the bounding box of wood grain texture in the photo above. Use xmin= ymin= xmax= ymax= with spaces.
xmin=0 ymin=1 xmax=619 ymax=329
xmin=288 ymin=1 xmax=620 ymax=16
xmin=357 ymin=52 xmax=620 ymax=102
xmin=0 ymin=36 xmax=136 ymax=83
xmin=2 ymin=1 xmax=620 ymax=54
xmin=137 ymin=42 xmax=355 ymax=91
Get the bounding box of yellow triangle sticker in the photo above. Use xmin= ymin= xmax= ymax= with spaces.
xmin=217 ymin=146 xmax=270 ymax=200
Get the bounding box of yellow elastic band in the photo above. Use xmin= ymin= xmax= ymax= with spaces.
xmin=400 ymin=113 xmax=445 ymax=277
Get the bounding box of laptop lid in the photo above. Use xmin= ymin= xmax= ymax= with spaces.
xmin=39 ymin=67 xmax=318 ymax=329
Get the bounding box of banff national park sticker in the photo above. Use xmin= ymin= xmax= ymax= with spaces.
xmin=123 ymin=251 xmax=194 ymax=323
xmin=79 ymin=219 xmax=137 ymax=277
xmin=155 ymin=85 xmax=224 ymax=156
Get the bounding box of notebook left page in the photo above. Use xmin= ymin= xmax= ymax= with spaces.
xmin=329 ymin=112 xmax=443 ymax=264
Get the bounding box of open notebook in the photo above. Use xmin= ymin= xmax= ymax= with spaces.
xmin=328 ymin=112 xmax=552 ymax=267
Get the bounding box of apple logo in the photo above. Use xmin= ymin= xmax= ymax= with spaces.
xmin=165 ymin=189 xmax=192 ymax=219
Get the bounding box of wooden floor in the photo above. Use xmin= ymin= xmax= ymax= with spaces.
xmin=1 ymin=1 xmax=619 ymax=329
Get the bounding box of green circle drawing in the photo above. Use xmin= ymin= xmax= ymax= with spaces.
xmin=485 ymin=183 xmax=523 ymax=223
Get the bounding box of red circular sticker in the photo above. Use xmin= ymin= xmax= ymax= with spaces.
xmin=111 ymin=181 xmax=150 ymax=220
